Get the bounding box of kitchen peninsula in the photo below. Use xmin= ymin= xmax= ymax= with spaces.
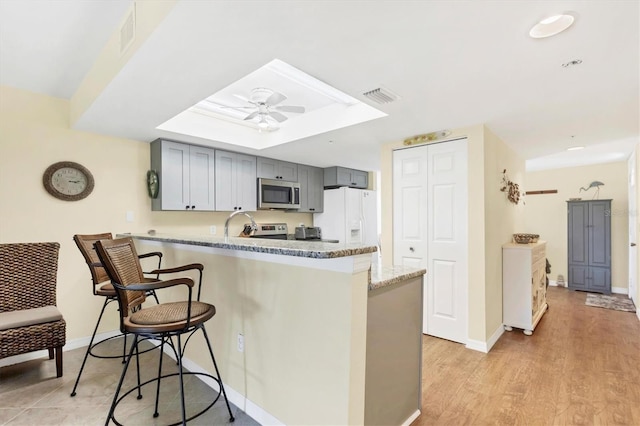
xmin=122 ymin=233 xmax=425 ymax=426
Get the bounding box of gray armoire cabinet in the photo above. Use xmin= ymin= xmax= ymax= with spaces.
xmin=567 ymin=200 xmax=612 ymax=294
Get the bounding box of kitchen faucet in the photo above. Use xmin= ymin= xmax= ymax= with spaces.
xmin=224 ymin=210 xmax=257 ymax=241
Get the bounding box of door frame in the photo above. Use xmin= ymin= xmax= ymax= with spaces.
xmin=628 ymin=151 xmax=637 ymax=305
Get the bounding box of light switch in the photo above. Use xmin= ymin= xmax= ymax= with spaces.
xmin=126 ymin=211 xmax=134 ymax=222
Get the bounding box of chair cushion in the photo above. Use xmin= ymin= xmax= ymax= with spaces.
xmin=0 ymin=306 xmax=63 ymax=331
xmin=96 ymin=282 xmax=116 ymax=296
xmin=130 ymin=302 xmax=212 ymax=325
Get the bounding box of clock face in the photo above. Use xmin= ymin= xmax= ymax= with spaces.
xmin=52 ymin=167 xmax=88 ymax=195
xmin=43 ymin=161 xmax=94 ymax=201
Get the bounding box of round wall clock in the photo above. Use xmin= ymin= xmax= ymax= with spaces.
xmin=43 ymin=161 xmax=95 ymax=201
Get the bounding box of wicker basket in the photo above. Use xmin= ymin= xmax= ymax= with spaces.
xmin=513 ymin=233 xmax=540 ymax=244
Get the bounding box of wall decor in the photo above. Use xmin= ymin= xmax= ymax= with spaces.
xmin=146 ymin=170 xmax=159 ymax=199
xmin=500 ymin=169 xmax=524 ymax=204
xmin=43 ymin=161 xmax=94 ymax=201
xmin=579 ymin=180 xmax=604 ymax=199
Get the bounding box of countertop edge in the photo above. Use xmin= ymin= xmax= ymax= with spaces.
xmin=369 ymin=267 xmax=426 ymax=291
xmin=120 ymin=233 xmax=377 ymax=259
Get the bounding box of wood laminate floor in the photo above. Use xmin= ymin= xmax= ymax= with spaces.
xmin=412 ymin=286 xmax=640 ymax=426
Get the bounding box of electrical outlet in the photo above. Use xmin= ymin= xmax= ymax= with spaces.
xmin=209 ymin=226 xmax=217 ymax=235
xmin=237 ymin=333 xmax=244 ymax=353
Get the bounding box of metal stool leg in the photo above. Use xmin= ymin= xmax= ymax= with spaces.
xmin=153 ymin=337 xmax=166 ymax=418
xmin=202 ymin=326 xmax=235 ymax=422
xmin=105 ymin=335 xmax=138 ymax=426
xmin=70 ymin=297 xmax=111 ymax=397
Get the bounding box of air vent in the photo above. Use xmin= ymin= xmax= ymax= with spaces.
xmin=362 ymin=87 xmax=400 ymax=104
xmin=120 ymin=4 xmax=136 ymax=55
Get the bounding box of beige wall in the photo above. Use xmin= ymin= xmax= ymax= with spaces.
xmin=525 ymin=162 xmax=628 ymax=291
xmin=380 ymin=124 xmax=524 ymax=344
xmin=483 ymin=126 xmax=525 ymax=338
xmin=0 ymin=85 xmax=312 ymax=341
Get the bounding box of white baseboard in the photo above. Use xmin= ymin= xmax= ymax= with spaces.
xmin=612 ymin=287 xmax=628 ymax=295
xmin=157 ymin=342 xmax=284 ymax=426
xmin=401 ymin=410 xmax=421 ymax=426
xmin=0 ymin=330 xmax=121 ymax=369
xmin=465 ymin=324 xmax=504 ymax=353
xmin=548 ymin=280 xmax=558 ymax=286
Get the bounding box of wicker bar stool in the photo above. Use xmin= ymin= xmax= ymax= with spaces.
xmin=70 ymin=233 xmax=163 ymax=397
xmin=95 ymin=237 xmax=234 ymax=425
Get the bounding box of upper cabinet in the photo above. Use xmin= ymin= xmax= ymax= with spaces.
xmin=324 ymin=166 xmax=368 ymax=189
xmin=297 ymin=165 xmax=324 ymax=213
xmin=150 ymin=140 xmax=215 ymax=211
xmin=215 ymin=150 xmax=257 ymax=212
xmin=257 ymin=157 xmax=298 ymax=181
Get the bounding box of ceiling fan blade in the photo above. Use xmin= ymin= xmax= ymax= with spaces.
xmin=266 ymin=91 xmax=286 ymax=106
xmin=244 ymin=111 xmax=259 ymax=121
xmin=268 ymin=111 xmax=289 ymax=123
xmin=275 ymin=105 xmax=305 ymax=113
xmin=233 ymin=93 xmax=251 ymax=103
xmin=219 ymin=105 xmax=257 ymax=109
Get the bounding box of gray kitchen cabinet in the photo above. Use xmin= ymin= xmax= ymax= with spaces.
xmin=257 ymin=157 xmax=298 ymax=181
xmin=150 ymin=139 xmax=215 ymax=211
xmin=297 ymin=164 xmax=324 ymax=213
xmin=567 ymin=200 xmax=612 ymax=294
xmin=215 ymin=150 xmax=257 ymax=212
xmin=324 ymin=166 xmax=368 ymax=189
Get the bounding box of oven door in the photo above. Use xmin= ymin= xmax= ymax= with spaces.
xmin=258 ymin=178 xmax=300 ymax=210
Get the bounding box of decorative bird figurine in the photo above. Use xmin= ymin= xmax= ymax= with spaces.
xmin=579 ymin=181 xmax=604 ymax=199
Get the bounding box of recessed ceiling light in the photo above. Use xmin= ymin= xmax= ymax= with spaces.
xmin=530 ymin=14 xmax=575 ymax=38
xmin=567 ymin=146 xmax=584 ymax=151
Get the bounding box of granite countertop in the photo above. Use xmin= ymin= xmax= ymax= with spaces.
xmin=369 ymin=264 xmax=427 ymax=291
xmin=119 ymin=232 xmax=377 ymax=259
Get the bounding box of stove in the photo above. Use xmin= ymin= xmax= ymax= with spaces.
xmin=244 ymin=223 xmax=288 ymax=240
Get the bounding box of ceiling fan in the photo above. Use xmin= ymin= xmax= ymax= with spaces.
xmin=227 ymin=87 xmax=305 ymax=130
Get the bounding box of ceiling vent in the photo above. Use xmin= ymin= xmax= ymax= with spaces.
xmin=120 ymin=4 xmax=136 ymax=55
xmin=362 ymin=87 xmax=400 ymax=104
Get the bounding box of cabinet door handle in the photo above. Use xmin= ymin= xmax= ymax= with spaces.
xmin=310 ymin=208 xmax=315 ymax=211
xmin=632 ymin=243 xmax=637 ymax=247
xmin=191 ymin=205 xmax=195 ymax=209
xmin=409 ymin=247 xmax=415 ymax=252
xmin=238 ymin=206 xmax=242 ymax=210
xmin=185 ymin=206 xmax=190 ymax=210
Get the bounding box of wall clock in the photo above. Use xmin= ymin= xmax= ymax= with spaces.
xmin=43 ymin=161 xmax=95 ymax=201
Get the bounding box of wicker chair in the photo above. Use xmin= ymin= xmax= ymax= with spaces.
xmin=0 ymin=242 xmax=66 ymax=378
xmin=70 ymin=233 xmax=163 ymax=397
xmin=95 ymin=237 xmax=234 ymax=425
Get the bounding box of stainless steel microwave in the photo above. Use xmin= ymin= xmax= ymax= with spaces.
xmin=257 ymin=178 xmax=300 ymax=210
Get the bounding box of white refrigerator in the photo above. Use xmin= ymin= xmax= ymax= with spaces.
xmin=313 ymin=187 xmax=378 ymax=247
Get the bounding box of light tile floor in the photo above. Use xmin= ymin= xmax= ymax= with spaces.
xmin=0 ymin=337 xmax=258 ymax=426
